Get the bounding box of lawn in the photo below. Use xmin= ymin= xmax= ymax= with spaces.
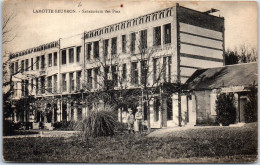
xmin=3 ymin=123 xmax=257 ymax=163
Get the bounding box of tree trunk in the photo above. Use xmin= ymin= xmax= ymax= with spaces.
xmin=178 ymin=92 xmax=182 ymax=126
xmin=159 ymin=98 xmax=163 ymax=128
xmin=147 ymin=103 xmax=151 ymax=133
xmin=159 ymin=85 xmax=163 ymax=128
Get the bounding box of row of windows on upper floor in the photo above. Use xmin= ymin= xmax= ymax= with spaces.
xmin=11 ymin=23 xmax=171 ymax=74
xmin=85 ymin=23 xmax=171 ymax=60
xmin=61 ymin=46 xmax=81 ymax=65
xmin=16 ymin=71 xmax=82 ymax=97
xmin=85 ymin=56 xmax=172 ymax=90
xmin=10 ymin=41 xmax=59 ymax=59
xmin=85 ymin=8 xmax=173 ymax=38
xmin=11 ymin=52 xmax=58 ymax=75
xmin=10 ymin=46 xmax=82 ymax=75
xmin=11 ymin=8 xmax=173 ymax=60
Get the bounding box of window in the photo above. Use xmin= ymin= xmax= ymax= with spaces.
xmin=103 ymin=39 xmax=109 ymax=59
xmin=53 ymin=75 xmax=57 ymax=93
xmin=144 ymin=102 xmax=148 ymax=120
xmin=30 ymin=79 xmax=33 ymax=92
xmin=122 ymin=35 xmax=126 ymax=53
xmin=25 ymin=59 xmax=29 ymax=71
xmin=40 ymin=76 xmax=45 ymax=94
xmin=48 ymin=53 xmax=52 ymax=67
xmin=62 ymin=103 xmax=67 ymax=121
xmin=164 ymin=23 xmax=171 ymax=44
xmin=36 ymin=57 xmax=40 ymax=70
xmin=163 ymin=56 xmax=172 ymax=82
xmin=76 ymin=71 xmax=81 ymax=90
xmin=13 ymin=82 xmax=17 ymax=97
xmin=15 ymin=61 xmax=18 ymax=73
xmin=168 ymin=56 xmax=171 ymax=82
xmin=25 ymin=80 xmax=29 ymax=96
xmin=11 ymin=63 xmax=14 ymax=75
xmin=41 ymin=55 xmax=45 ymax=69
xmin=54 ymin=52 xmax=57 ymax=66
xmin=62 ymin=50 xmax=66 ymax=65
xmin=131 ymin=62 xmax=138 ymax=85
xmin=154 ymin=99 xmax=160 ymax=121
xmin=62 ymin=74 xmax=67 ymax=92
xmin=77 ymin=108 xmax=82 ymax=121
xmin=130 ymin=33 xmax=136 ymax=53
xmin=71 ymin=102 xmax=74 ymax=121
xmin=153 ymin=58 xmax=158 ymax=83
xmin=31 ymin=58 xmax=33 ymax=70
xmin=141 ymin=60 xmax=148 ymax=85
xmin=167 ymin=98 xmax=173 ymax=120
xmin=210 ymin=94 xmax=217 ymax=115
xmin=76 ymin=46 xmax=81 ymax=62
xmin=111 ymin=65 xmax=118 ymax=86
xmin=87 ymin=69 xmax=92 ymax=89
xmin=94 ymin=68 xmax=99 ymax=89
xmin=122 ymin=64 xmax=127 ymax=81
xmin=69 ymin=48 xmax=74 ymax=63
xmin=47 ymin=76 xmax=52 ymax=93
xmin=111 ymin=37 xmax=117 ymax=55
xmin=54 ymin=104 xmax=58 ymax=122
xmin=87 ymin=43 xmax=91 ymax=60
xmin=36 ymin=78 xmax=39 ymax=95
xmin=140 ymin=30 xmax=147 ymax=50
xmin=21 ymin=80 xmax=24 ymax=96
xmin=153 ymin=26 xmax=161 ymax=46
xmin=163 ymin=57 xmax=166 ymax=82
xmin=93 ymin=41 xmax=99 ymax=59
xmin=21 ymin=60 xmax=24 ymax=72
xmin=104 ymin=66 xmax=109 ymax=82
xmin=69 ymin=72 xmax=74 ymax=92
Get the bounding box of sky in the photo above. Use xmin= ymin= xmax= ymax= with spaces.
xmin=2 ymin=0 xmax=258 ymax=55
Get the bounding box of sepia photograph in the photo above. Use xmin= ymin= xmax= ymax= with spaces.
xmin=2 ymin=0 xmax=258 ymax=163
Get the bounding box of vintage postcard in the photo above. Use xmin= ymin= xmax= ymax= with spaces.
xmin=2 ymin=0 xmax=258 ymax=163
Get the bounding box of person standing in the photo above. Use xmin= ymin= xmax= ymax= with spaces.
xmin=135 ymin=106 xmax=143 ymax=134
xmin=126 ymin=108 xmax=135 ymax=134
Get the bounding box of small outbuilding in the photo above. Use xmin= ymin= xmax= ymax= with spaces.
xmin=184 ymin=62 xmax=257 ymax=125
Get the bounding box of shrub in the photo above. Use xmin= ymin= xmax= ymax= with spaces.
xmin=80 ymin=104 xmax=118 ymax=137
xmin=53 ymin=121 xmax=74 ymax=130
xmin=114 ymin=122 xmax=127 ymax=132
xmin=244 ymin=85 xmax=258 ymax=123
xmin=68 ymin=120 xmax=84 ymax=131
xmin=3 ymin=120 xmax=14 ymax=136
xmin=216 ymin=93 xmax=236 ymax=126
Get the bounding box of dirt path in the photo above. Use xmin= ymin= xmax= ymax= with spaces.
xmin=147 ymin=123 xmax=252 ymax=138
xmin=3 ymin=130 xmax=79 ymax=139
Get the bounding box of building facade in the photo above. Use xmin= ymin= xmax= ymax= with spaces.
xmin=8 ymin=4 xmax=224 ymax=128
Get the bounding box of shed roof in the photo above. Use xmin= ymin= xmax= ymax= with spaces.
xmin=185 ymin=62 xmax=258 ymax=90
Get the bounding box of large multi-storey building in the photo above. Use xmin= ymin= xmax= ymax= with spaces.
xmin=9 ymin=4 xmax=224 ymax=128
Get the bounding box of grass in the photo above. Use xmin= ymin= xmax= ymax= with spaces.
xmin=3 ymin=123 xmax=257 ymax=163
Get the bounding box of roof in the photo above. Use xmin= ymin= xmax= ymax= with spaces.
xmin=185 ymin=62 xmax=258 ymax=90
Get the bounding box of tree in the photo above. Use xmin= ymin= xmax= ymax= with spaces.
xmin=224 ymin=50 xmax=239 ymax=65
xmin=2 ymin=11 xmax=17 ymax=45
xmin=244 ymin=84 xmax=257 ymax=123
xmin=216 ymin=93 xmax=236 ymax=126
xmin=81 ymin=31 xmax=174 ymax=133
xmin=2 ymin=10 xmax=18 ymax=121
xmin=225 ymin=44 xmax=257 ymax=65
xmin=238 ymin=44 xmax=257 ymax=63
xmin=3 ymin=48 xmax=60 ymax=123
xmin=81 ymin=38 xmax=140 ymax=109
